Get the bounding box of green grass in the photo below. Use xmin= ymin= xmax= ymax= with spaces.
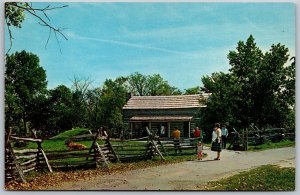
xmin=248 ymin=140 xmax=295 ymax=151
xmin=50 ymin=128 xmax=90 ymax=140
xmin=200 ymin=165 xmax=295 ymax=191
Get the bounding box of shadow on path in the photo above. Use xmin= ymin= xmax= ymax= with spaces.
xmin=191 ymin=159 xmax=218 ymax=163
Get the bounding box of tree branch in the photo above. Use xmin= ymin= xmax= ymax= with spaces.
xmin=5 ymin=3 xmax=68 ymax=54
xmin=21 ymin=7 xmax=68 ymax=40
xmin=5 ymin=17 xmax=13 ymax=55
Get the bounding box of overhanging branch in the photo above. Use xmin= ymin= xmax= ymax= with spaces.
xmin=5 ymin=3 xmax=68 ymax=54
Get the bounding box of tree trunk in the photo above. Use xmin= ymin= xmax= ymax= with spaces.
xmin=22 ymin=113 xmax=27 ymax=136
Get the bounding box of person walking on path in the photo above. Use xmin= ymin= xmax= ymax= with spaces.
xmin=221 ymin=124 xmax=229 ymax=149
xmin=211 ymin=123 xmax=222 ymax=160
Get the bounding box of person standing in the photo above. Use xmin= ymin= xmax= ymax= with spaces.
xmin=194 ymin=127 xmax=201 ymax=140
xmin=211 ymin=123 xmax=222 ymax=160
xmin=221 ymin=124 xmax=229 ymax=149
xmin=172 ymin=127 xmax=182 ymax=154
xmin=197 ymin=141 xmax=203 ymax=160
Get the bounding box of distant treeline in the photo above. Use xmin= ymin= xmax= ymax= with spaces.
xmin=5 ymin=35 xmax=295 ymax=138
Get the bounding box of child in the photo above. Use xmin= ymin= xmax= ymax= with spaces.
xmin=197 ymin=141 xmax=203 ymax=160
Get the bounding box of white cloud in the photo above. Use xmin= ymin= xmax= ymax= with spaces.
xmin=66 ymin=31 xmax=195 ymax=56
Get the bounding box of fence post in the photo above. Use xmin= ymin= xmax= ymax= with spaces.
xmin=245 ymin=128 xmax=248 ymax=151
xmin=7 ymin=143 xmax=26 ymax=182
xmin=36 ymin=142 xmax=42 ymax=172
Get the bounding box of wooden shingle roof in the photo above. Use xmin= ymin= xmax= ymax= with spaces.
xmin=129 ymin=116 xmax=193 ymax=122
xmin=123 ymin=94 xmax=207 ymax=110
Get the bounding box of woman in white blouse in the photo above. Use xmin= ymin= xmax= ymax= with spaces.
xmin=211 ymin=123 xmax=222 ymax=160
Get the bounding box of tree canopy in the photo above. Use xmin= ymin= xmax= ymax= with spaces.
xmin=5 ymin=50 xmax=47 ymax=135
xmin=128 ymin=72 xmax=181 ymax=96
xmin=201 ymin=35 xmax=295 ymax=131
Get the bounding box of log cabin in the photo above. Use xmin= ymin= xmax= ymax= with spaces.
xmin=122 ymin=94 xmax=209 ymax=138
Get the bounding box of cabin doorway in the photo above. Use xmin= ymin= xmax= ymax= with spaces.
xmin=183 ymin=122 xmax=190 ymax=137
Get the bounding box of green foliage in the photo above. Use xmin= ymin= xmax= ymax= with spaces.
xmin=128 ymin=72 xmax=181 ymax=96
xmin=5 ymin=3 xmax=68 ymax=54
xmin=48 ymin=85 xmax=75 ymax=133
xmin=201 ymin=165 xmax=295 ymax=191
xmin=127 ymin=72 xmax=147 ymax=96
xmin=200 ymin=72 xmax=242 ymax=137
xmin=97 ymin=77 xmax=128 ymax=131
xmin=145 ymin=74 xmax=181 ymax=95
xmin=184 ymin=86 xmax=200 ymax=95
xmin=5 ymin=50 xmax=47 ymax=135
xmin=201 ymin=35 xmax=295 ymax=131
xmin=5 ymin=2 xmax=26 ymax=28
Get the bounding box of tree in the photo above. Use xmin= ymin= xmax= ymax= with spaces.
xmin=229 ymin=36 xmax=294 ymax=128
xmin=202 ymin=35 xmax=295 ymax=130
xmin=5 ymin=50 xmax=47 ymax=135
xmin=145 ymin=74 xmax=181 ymax=96
xmin=99 ymin=77 xmax=128 ymax=131
xmin=85 ymin=87 xmax=102 ymax=131
xmin=200 ymin=72 xmax=242 ymax=133
xmin=70 ymin=76 xmax=93 ymax=128
xmin=46 ymin=85 xmax=74 ymax=135
xmin=127 ymin=72 xmax=181 ymax=96
xmin=5 ymin=2 xmax=68 ymax=53
xmin=184 ymin=86 xmax=201 ymax=95
xmin=227 ymin=35 xmax=264 ymax=127
xmin=127 ymin=72 xmax=147 ymax=96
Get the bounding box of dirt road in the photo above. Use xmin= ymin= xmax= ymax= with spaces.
xmin=48 ymin=147 xmax=295 ymax=190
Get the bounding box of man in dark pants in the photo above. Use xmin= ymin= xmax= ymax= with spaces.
xmin=221 ymin=124 xmax=229 ymax=149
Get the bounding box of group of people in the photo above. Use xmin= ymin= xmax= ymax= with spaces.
xmin=172 ymin=126 xmax=203 ymax=158
xmin=171 ymin=123 xmax=229 ymax=161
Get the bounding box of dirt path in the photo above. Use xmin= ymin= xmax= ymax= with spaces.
xmin=48 ymin=147 xmax=295 ymax=190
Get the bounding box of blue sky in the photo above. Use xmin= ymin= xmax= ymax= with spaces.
xmin=5 ymin=2 xmax=295 ymax=90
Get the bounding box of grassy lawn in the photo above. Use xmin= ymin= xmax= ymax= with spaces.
xmin=199 ymin=164 xmax=295 ymax=191
xmin=247 ymin=140 xmax=295 ymax=151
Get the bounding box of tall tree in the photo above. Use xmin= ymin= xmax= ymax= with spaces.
xmin=201 ymin=72 xmax=242 ymax=131
xmin=5 ymin=50 xmax=47 ymax=135
xmin=47 ymin=85 xmax=74 ymax=135
xmin=145 ymin=74 xmax=181 ymax=96
xmin=202 ymin=35 xmax=295 ymax=130
xmin=128 ymin=72 xmax=181 ymax=96
xmin=70 ymin=76 xmax=93 ymax=128
xmin=99 ymin=77 xmax=128 ymax=131
xmin=127 ymin=72 xmax=147 ymax=96
xmin=85 ymin=87 xmax=102 ymax=131
xmin=227 ymin=35 xmax=264 ymax=127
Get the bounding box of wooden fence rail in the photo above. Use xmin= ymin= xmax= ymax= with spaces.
xmin=5 ymin=129 xmax=52 ymax=183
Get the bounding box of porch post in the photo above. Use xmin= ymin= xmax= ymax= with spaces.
xmin=188 ymin=121 xmax=191 ymax=138
xmin=168 ymin=122 xmax=171 ymax=138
